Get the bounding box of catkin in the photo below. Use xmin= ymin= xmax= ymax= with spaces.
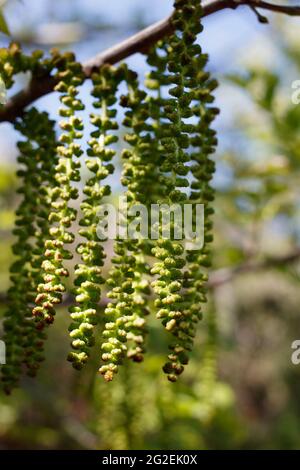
xmin=1 ymin=109 xmax=57 ymax=393
xmin=99 ymin=66 xmax=152 ymax=382
xmin=67 ymin=65 xmax=122 ymax=370
xmin=1 ymin=0 xmax=219 ymax=388
xmin=33 ymin=51 xmax=85 ymax=328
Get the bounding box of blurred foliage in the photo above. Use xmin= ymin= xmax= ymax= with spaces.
xmin=1 ymin=11 xmax=300 ymax=450
xmin=0 ymin=0 xmax=10 ymax=36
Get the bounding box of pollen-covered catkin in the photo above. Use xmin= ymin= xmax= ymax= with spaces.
xmin=163 ymin=0 xmax=218 ymax=381
xmin=0 ymin=42 xmax=44 ymax=90
xmin=33 ymin=51 xmax=85 ymax=329
xmin=117 ymin=67 xmax=153 ymax=364
xmin=1 ymin=108 xmax=57 ymax=393
xmin=67 ymin=65 xmax=122 ymax=370
xmin=1 ymin=0 xmax=219 ymax=387
xmin=0 ymin=45 xmax=60 ymax=393
xmin=145 ymin=0 xmax=218 ymax=381
xmin=147 ymin=29 xmax=189 ymax=385
xmin=99 ymin=66 xmax=152 ymax=382
xmin=18 ymin=109 xmax=58 ymax=377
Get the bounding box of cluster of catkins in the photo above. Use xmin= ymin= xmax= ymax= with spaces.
xmin=0 ymin=0 xmax=218 ymax=393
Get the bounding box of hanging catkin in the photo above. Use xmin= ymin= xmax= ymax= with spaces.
xmin=1 ymin=109 xmax=57 ymax=393
xmin=67 ymin=64 xmax=122 ymax=370
xmin=164 ymin=0 xmax=218 ymax=380
xmin=99 ymin=66 xmax=152 ymax=382
xmin=18 ymin=110 xmax=58 ymax=377
xmin=1 ymin=0 xmax=219 ymax=389
xmin=145 ymin=0 xmax=218 ymax=381
xmin=33 ymin=51 xmax=85 ymax=328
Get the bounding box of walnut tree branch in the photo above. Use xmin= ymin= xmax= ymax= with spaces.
xmin=1 ymin=248 xmax=299 ymax=305
xmin=207 ymin=247 xmax=300 ymax=288
xmin=0 ymin=0 xmax=300 ymax=123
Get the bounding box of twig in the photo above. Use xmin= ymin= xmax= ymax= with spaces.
xmin=0 ymin=0 xmax=300 ymax=123
xmin=207 ymin=247 xmax=300 ymax=288
xmin=0 ymin=248 xmax=299 ymax=306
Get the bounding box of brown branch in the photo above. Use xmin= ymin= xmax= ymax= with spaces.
xmin=0 ymin=0 xmax=299 ymax=123
xmin=82 ymin=0 xmax=238 ymax=76
xmin=253 ymin=0 xmax=300 ymax=16
xmin=0 ymin=75 xmax=57 ymax=123
xmin=207 ymin=247 xmax=300 ymax=288
xmin=1 ymin=248 xmax=299 ymax=306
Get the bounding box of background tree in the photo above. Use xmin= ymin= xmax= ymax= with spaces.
xmin=0 ymin=0 xmax=300 ymax=450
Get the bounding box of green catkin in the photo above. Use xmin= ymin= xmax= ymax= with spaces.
xmin=165 ymin=0 xmax=218 ymax=381
xmin=99 ymin=66 xmax=151 ymax=382
xmin=67 ymin=65 xmax=122 ymax=370
xmin=118 ymin=68 xmax=153 ymax=364
xmin=146 ymin=50 xmax=188 ymax=383
xmin=2 ymin=116 xmax=40 ymax=392
xmin=147 ymin=0 xmax=218 ymax=381
xmin=33 ymin=52 xmax=85 ymax=329
xmin=0 ymin=42 xmax=43 ymax=89
xmin=17 ymin=110 xmax=58 ymax=377
xmin=0 ymin=44 xmax=58 ymax=393
xmin=1 ymin=108 xmax=57 ymax=393
xmin=95 ymin=362 xmax=145 ymax=449
xmin=1 ymin=0 xmax=219 ymax=386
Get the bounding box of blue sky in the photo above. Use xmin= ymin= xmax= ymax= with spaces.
xmin=0 ymin=0 xmax=295 ymax=177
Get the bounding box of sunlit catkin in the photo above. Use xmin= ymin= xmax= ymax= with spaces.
xmin=67 ymin=65 xmax=122 ymax=370
xmin=1 ymin=0 xmax=219 ymax=388
xmin=99 ymin=66 xmax=152 ymax=381
xmin=33 ymin=51 xmax=85 ymax=328
xmin=1 ymin=109 xmax=57 ymax=393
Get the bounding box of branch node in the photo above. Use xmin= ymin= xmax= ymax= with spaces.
xmin=1 ymin=0 xmax=300 ymax=122
xmin=250 ymin=5 xmax=269 ymax=23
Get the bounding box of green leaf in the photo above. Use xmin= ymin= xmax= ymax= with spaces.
xmin=0 ymin=8 xmax=9 ymax=36
xmin=226 ymin=73 xmax=251 ymax=89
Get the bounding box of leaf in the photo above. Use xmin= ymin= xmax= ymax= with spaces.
xmin=226 ymin=73 xmax=251 ymax=89
xmin=0 ymin=8 xmax=9 ymax=35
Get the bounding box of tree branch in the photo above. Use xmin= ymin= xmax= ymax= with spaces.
xmin=0 ymin=0 xmax=299 ymax=123
xmin=207 ymin=247 xmax=300 ymax=288
xmin=0 ymin=248 xmax=299 ymax=306
xmin=253 ymin=0 xmax=300 ymax=16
